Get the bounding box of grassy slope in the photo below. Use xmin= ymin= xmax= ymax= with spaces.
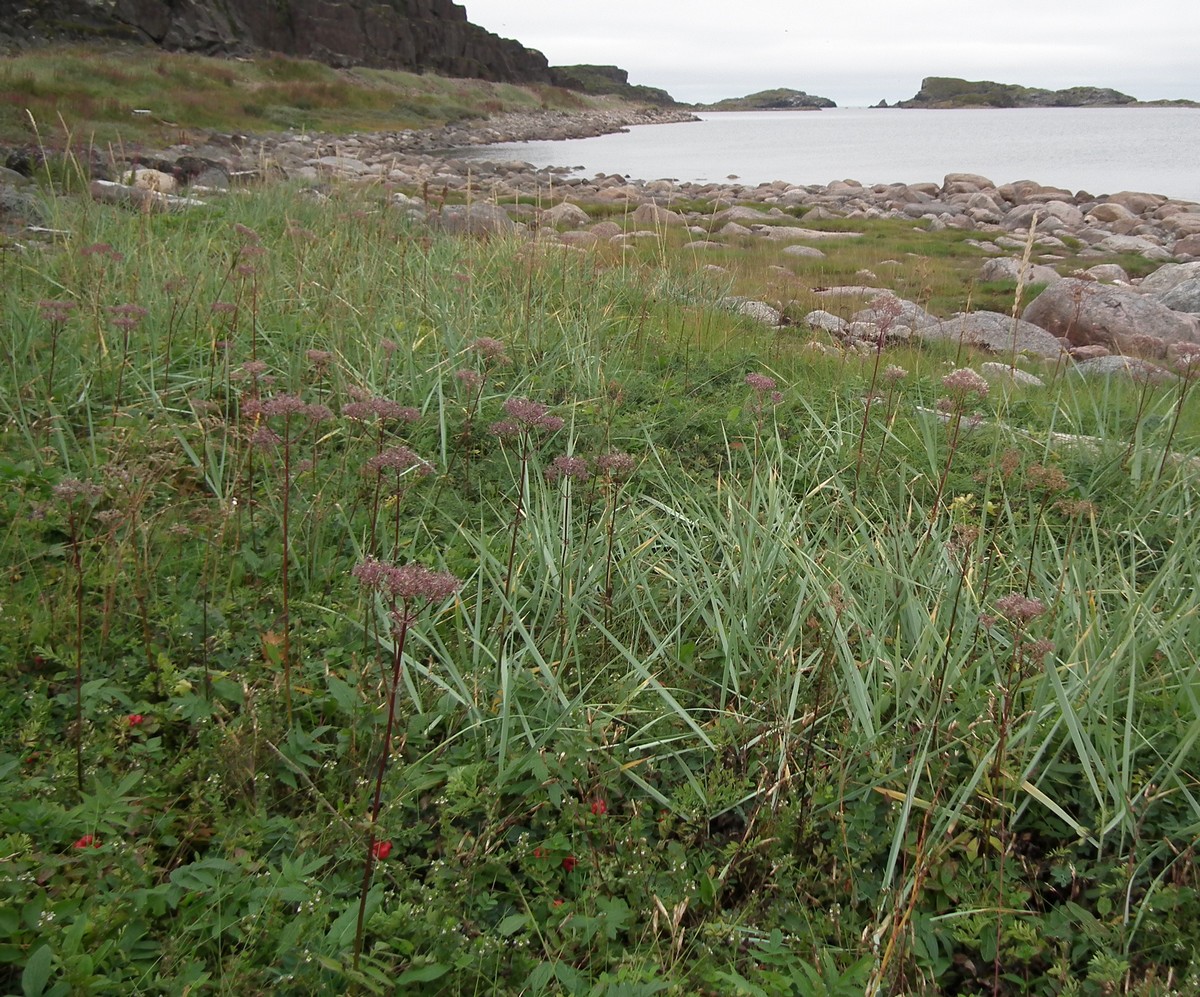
xmin=0 ymin=43 xmax=593 ymax=149
xmin=1 ymin=49 xmax=1199 ymax=997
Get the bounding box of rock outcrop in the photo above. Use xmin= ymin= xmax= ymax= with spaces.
xmin=701 ymin=89 xmax=837 ymax=111
xmin=0 ymin=0 xmax=552 ymax=83
xmin=548 ymin=66 xmax=677 ymax=106
xmin=896 ymin=77 xmax=1198 ymax=109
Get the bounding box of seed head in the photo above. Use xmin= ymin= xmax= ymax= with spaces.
xmin=596 ymin=450 xmax=636 ymax=479
xmin=995 ymin=593 xmax=1046 ymax=624
xmin=545 ymin=455 xmax=591 ymax=482
xmin=365 ymin=446 xmax=433 ymax=477
xmin=745 ymin=372 xmax=777 ymax=393
xmin=941 ymin=368 xmax=990 ymax=399
xmin=470 ymin=337 xmax=507 ymax=361
xmin=353 ymin=557 xmax=460 ymax=604
xmin=53 ymin=478 xmax=103 ymax=505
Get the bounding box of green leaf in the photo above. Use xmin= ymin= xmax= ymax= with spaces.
xmin=22 ymin=944 xmax=53 ymax=997
xmin=395 ymin=963 xmax=450 ymax=985
xmin=497 ymin=912 xmax=529 ymax=936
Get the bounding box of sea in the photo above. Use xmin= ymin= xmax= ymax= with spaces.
xmin=457 ymin=107 xmax=1200 ymax=205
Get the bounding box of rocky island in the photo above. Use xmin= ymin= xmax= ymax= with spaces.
xmin=891 ymin=76 xmax=1200 ymax=108
xmin=700 ymin=88 xmax=837 ymax=111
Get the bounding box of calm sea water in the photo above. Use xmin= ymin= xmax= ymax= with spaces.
xmin=460 ymin=108 xmax=1200 ymax=204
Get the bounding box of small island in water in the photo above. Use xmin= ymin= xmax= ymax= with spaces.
xmin=699 ymin=88 xmax=836 ymax=111
xmin=883 ymin=76 xmax=1200 ymax=108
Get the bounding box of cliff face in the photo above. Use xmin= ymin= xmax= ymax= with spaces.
xmin=548 ymin=65 xmax=678 ymax=107
xmin=0 ymin=0 xmax=551 ymax=83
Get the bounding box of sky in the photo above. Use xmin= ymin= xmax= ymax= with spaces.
xmin=463 ymin=1 xmax=1200 ymax=107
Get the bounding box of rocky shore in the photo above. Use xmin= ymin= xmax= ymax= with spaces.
xmin=5 ymin=106 xmax=1200 ymax=376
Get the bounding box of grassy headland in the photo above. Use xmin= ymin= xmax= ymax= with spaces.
xmin=0 ymin=43 xmax=594 ymax=148
xmin=2 ymin=46 xmax=1199 ymax=997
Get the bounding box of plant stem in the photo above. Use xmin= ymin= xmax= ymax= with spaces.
xmin=354 ymin=605 xmax=410 ymax=967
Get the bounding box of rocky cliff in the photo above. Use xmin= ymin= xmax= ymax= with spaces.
xmin=547 ymin=66 xmax=677 ymax=107
xmin=0 ymin=0 xmax=552 ymax=83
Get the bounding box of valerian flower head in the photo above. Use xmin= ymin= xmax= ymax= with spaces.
xmin=545 ymin=455 xmax=591 ymax=482
xmin=38 ymin=299 xmax=77 ymax=322
xmin=942 ymin=368 xmax=990 ymax=399
xmin=595 ymin=450 xmax=637 ymax=480
xmin=455 ymin=369 xmax=483 ymax=390
xmin=884 ymin=365 xmax=908 ymax=384
xmin=491 ymin=397 xmax=563 ymax=436
xmin=305 ymin=349 xmax=334 ymax=371
xmin=995 ymin=593 xmax=1046 ymax=625
xmin=249 ymin=425 xmax=283 ymax=451
xmin=233 ymin=222 xmax=261 ymax=244
xmin=745 ymin=372 xmax=777 ymax=393
xmin=470 ymin=337 xmax=507 ymax=361
xmin=353 ymin=557 xmax=460 ymax=604
xmin=234 ymin=360 xmax=270 ymax=383
xmin=365 ymin=446 xmax=433 ymax=477
xmin=1172 ymin=342 xmax=1200 ymax=375
xmin=1026 ymin=463 xmax=1069 ymax=493
xmin=53 ymin=478 xmax=103 ymax=505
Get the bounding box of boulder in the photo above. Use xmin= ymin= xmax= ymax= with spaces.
xmin=1071 ymin=356 xmax=1176 ymax=382
xmin=1104 ymin=191 xmax=1166 ymax=215
xmin=981 ymin=363 xmax=1045 ymax=387
xmin=711 ymin=205 xmax=771 ymax=224
xmin=631 ymin=203 xmax=686 ymax=228
xmin=979 ymin=257 xmax=1061 ymax=285
xmin=1139 ymin=261 xmax=1200 ymax=294
xmin=540 ymin=201 xmax=590 ymax=228
xmin=942 ymin=172 xmax=996 ymax=195
xmin=437 ymin=203 xmax=517 ymax=236
xmin=1157 ymin=279 xmax=1200 ymax=313
xmin=781 ymin=244 xmax=826 ymax=258
xmin=1022 ymin=278 xmax=1200 ymax=351
xmin=804 ymin=310 xmax=848 ymax=335
xmin=1087 ymin=202 xmax=1139 ymax=226
xmin=721 ymin=297 xmax=783 ymax=326
xmin=589 ymin=220 xmax=623 ymax=239
xmin=558 ymin=230 xmax=600 ymax=248
xmin=751 ymin=225 xmax=863 ymax=241
xmin=718 ymin=222 xmax=754 ymax=238
xmin=849 ymin=293 xmax=939 ymax=330
xmin=1082 ymin=264 xmax=1129 ymax=283
xmin=1173 ymin=234 xmax=1200 ymax=258
xmin=126 ymin=168 xmax=177 ymax=194
xmin=918 ymin=311 xmax=1066 ymax=358
xmin=1096 ymin=234 xmax=1172 ymax=261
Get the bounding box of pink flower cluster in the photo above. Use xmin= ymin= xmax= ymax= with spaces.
xmin=489 ymin=398 xmax=564 ymax=438
xmin=352 ymin=557 xmax=460 ymax=604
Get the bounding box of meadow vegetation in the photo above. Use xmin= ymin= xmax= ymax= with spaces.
xmin=0 ymin=44 xmax=590 ymax=148
xmin=1 ymin=113 xmax=1199 ymax=995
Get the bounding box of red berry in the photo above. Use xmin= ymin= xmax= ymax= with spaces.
xmin=371 ymin=840 xmax=392 ymax=860
xmin=590 ymin=799 xmax=607 ymax=816
xmin=561 ymin=855 xmax=577 ymax=873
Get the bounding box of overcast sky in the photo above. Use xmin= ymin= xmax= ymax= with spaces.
xmin=464 ymin=1 xmax=1200 ymax=107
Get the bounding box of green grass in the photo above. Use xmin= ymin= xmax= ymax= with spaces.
xmin=0 ymin=44 xmax=595 ymax=148
xmin=1 ymin=169 xmax=1198 ymax=996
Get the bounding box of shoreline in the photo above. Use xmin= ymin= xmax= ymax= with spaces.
xmin=6 ymin=107 xmax=1199 ymax=264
